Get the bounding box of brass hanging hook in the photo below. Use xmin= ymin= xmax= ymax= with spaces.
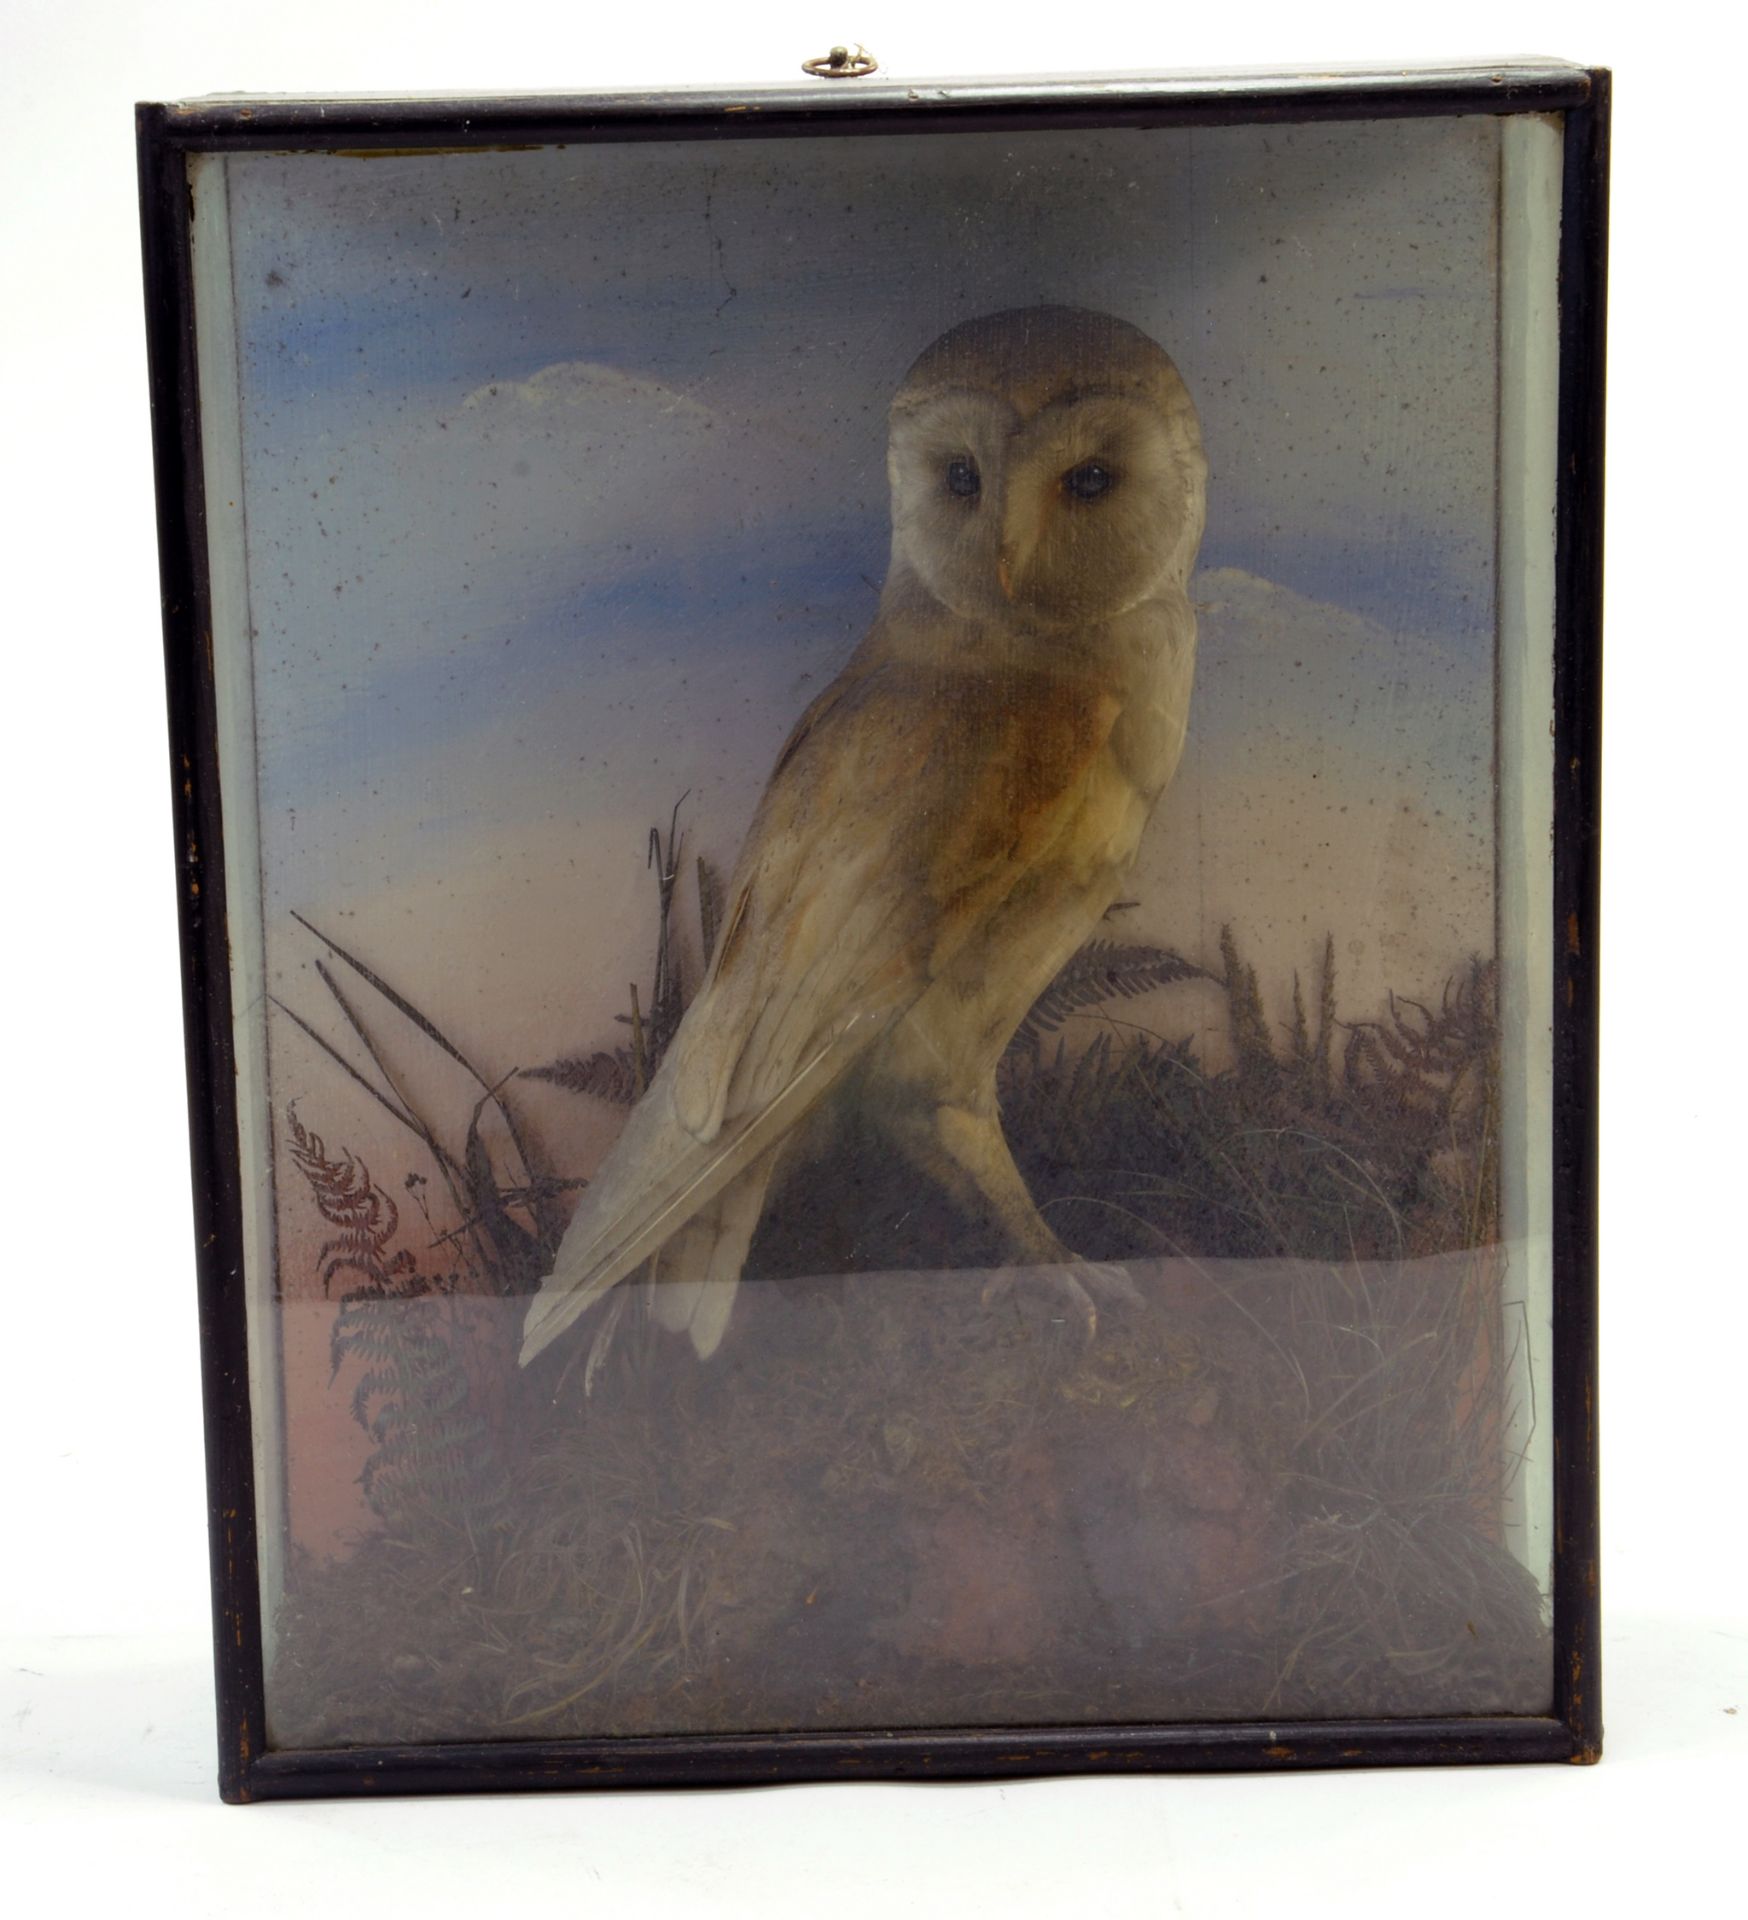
xmin=801 ymin=45 xmax=878 ymax=78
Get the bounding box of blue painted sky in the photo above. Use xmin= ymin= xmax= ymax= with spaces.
xmin=211 ymin=116 xmax=1504 ymax=1090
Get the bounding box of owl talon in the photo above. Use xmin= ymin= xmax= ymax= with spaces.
xmin=979 ymin=1259 xmax=1136 ymax=1343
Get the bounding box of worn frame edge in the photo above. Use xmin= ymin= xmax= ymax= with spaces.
xmin=134 ymin=63 xmax=1594 ymax=153
xmin=137 ymin=107 xmax=271 ymax=1802
xmin=243 ymin=1716 xmax=1580 ymax=1798
xmin=1548 ymin=70 xmax=1608 ymax=1766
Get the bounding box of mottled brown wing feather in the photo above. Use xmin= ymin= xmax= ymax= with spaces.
xmin=673 ymin=655 xmax=1120 ymax=1135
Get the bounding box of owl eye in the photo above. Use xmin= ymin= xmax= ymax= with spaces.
xmin=1064 ymin=461 xmax=1115 ymax=501
xmin=944 ymin=456 xmax=981 ymax=499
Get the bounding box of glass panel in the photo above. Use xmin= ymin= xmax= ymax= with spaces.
xmin=189 ymin=111 xmax=1560 ymax=1747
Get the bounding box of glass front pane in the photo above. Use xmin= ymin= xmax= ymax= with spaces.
xmin=188 ymin=110 xmax=1561 ymax=1747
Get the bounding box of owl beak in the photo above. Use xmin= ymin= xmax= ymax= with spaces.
xmin=998 ymin=513 xmax=1045 ymax=602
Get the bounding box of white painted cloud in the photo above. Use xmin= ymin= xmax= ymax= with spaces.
xmin=460 ymin=360 xmax=715 ymax=423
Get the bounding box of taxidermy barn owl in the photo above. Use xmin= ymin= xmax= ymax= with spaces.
xmin=521 ymin=305 xmax=1207 ymax=1368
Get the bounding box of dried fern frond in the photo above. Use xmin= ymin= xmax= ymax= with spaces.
xmin=696 ymin=856 xmax=724 ymax=969
xmin=287 ymin=1103 xmax=508 ymax=1529
xmin=337 ymin=1291 xmax=508 ymax=1529
xmin=285 ymin=1106 xmax=418 ymax=1298
xmin=1219 ymin=924 xmax=1277 ymax=1078
xmin=1345 ymin=958 xmax=1498 ymax=1124
xmin=1015 ymin=940 xmax=1209 ymax=1050
xmin=1315 ymin=934 xmax=1338 ymax=1096
xmin=643 ymin=797 xmax=691 ymax=1063
xmin=522 ymin=1047 xmax=641 ymax=1106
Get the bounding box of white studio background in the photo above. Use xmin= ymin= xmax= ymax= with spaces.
xmin=0 ymin=3 xmax=1741 ymax=1915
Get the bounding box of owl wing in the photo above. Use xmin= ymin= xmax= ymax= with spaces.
xmin=519 ymin=651 xmax=1121 ymax=1364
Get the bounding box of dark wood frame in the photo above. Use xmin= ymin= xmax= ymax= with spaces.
xmin=137 ymin=60 xmax=1607 ymax=1802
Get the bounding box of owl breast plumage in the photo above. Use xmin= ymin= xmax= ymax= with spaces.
xmin=522 ymin=305 xmax=1207 ymax=1368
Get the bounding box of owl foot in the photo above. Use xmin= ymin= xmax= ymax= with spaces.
xmin=979 ymin=1258 xmax=1139 ymax=1343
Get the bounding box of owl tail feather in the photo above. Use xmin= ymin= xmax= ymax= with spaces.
xmin=519 ymin=1000 xmax=900 ymax=1368
xmin=646 ymin=1152 xmax=781 ymax=1360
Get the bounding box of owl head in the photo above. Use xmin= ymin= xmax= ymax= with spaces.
xmin=886 ymin=306 xmax=1206 ymax=627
